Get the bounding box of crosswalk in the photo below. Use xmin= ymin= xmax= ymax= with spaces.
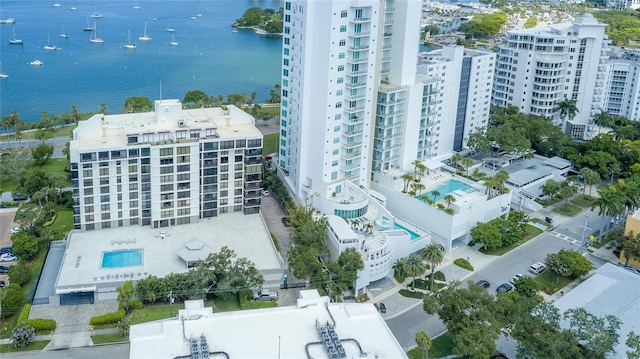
xmin=549 ymin=231 xmax=581 ymax=246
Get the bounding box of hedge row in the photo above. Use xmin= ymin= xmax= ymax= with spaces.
xmin=18 ymin=304 xmax=31 ymax=324
xmin=90 ymin=309 xmax=126 ymax=326
xmin=130 ymin=300 xmax=144 ymax=310
xmin=25 ymin=319 xmax=56 ymax=333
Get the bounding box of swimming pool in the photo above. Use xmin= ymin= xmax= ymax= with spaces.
xmin=419 ymin=179 xmax=475 ymax=202
xmin=101 ymin=250 xmax=143 ymax=268
xmin=394 ymin=223 xmax=421 ymax=240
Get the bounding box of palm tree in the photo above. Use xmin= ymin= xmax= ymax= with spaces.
xmin=401 ymin=173 xmax=414 ymax=193
xmin=393 ymin=258 xmax=407 ymax=279
xmin=430 ymin=190 xmax=440 ymax=206
xmin=461 ymin=157 xmax=474 ymax=177
xmin=592 ymin=109 xmax=612 ymax=134
xmin=71 ymin=105 xmax=80 ymax=126
xmin=443 ymin=194 xmax=456 ymax=209
xmin=422 ymin=243 xmax=444 ymax=291
xmin=416 ymin=163 xmax=428 ymax=181
xmin=451 ymin=153 xmax=462 ymax=170
xmin=592 ymin=187 xmax=624 ymax=235
xmin=411 ymin=181 xmax=425 ymax=196
xmin=415 ymin=330 xmax=432 ymax=359
xmin=553 ymin=97 xmax=579 ymax=128
xmin=579 ymin=167 xmax=600 ymax=196
xmin=484 ymin=176 xmax=497 ymax=199
xmin=403 ymin=253 xmax=426 ymax=290
xmin=412 ymin=159 xmax=422 ymax=178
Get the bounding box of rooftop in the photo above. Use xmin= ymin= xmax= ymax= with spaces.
xmin=129 ymin=290 xmax=407 ymax=359
xmin=56 ymin=212 xmax=283 ymax=294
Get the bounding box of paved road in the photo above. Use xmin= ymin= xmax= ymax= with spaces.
xmin=386 ymin=207 xmax=612 ymax=350
xmin=1 ymin=343 xmax=129 ymax=359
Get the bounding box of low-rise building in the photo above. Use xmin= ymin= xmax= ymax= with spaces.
xmin=129 ymin=290 xmax=407 ymax=359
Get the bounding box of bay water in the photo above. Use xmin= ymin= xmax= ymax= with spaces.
xmin=0 ymin=0 xmax=283 ymax=122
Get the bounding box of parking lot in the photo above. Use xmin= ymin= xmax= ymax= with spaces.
xmin=0 ymin=208 xmax=19 ymax=285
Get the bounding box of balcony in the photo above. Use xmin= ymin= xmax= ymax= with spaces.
xmin=244 ymin=182 xmax=261 ymax=190
xmin=384 ymin=7 xmax=394 ymax=12
xmin=347 ymin=57 xmax=369 ymax=64
xmin=341 ymin=151 xmax=361 ymax=160
xmin=345 ymin=93 xmax=366 ymax=101
xmin=349 ymin=44 xmax=369 ymax=51
xmin=342 ymin=141 xmax=363 ymax=149
xmin=345 ymin=106 xmax=365 ymax=114
xmin=348 ymin=31 xmax=370 ymax=38
xmin=346 ymin=81 xmax=367 ymax=89
xmin=341 ymin=162 xmax=360 ymax=171
xmin=350 ymin=17 xmax=370 ymax=23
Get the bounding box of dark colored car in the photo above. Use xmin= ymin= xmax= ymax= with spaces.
xmin=0 ymin=247 xmax=12 ymax=255
xmin=0 ymin=280 xmax=5 ymax=288
xmin=379 ymin=302 xmax=387 ymax=314
xmin=496 ymin=283 xmax=513 ymax=293
xmin=475 ymin=280 xmax=490 ymax=289
xmin=0 ymin=266 xmax=9 ymax=274
xmin=281 ymin=217 xmax=291 ymax=227
xmin=12 ymin=193 xmax=27 ymax=201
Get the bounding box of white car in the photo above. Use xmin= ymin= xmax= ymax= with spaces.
xmin=0 ymin=253 xmax=18 ymax=262
xmin=510 ymin=273 xmax=524 ymax=285
xmin=260 ymin=189 xmax=270 ymax=196
xmin=10 ymin=227 xmax=21 ymax=234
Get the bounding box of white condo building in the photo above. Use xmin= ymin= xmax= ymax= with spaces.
xmin=600 ymin=48 xmax=640 ymax=122
xmin=607 ymin=0 xmax=640 ymax=10
xmin=277 ymin=0 xmax=510 ymax=291
xmin=492 ymin=14 xmax=609 ymax=140
xmin=70 ymin=100 xmax=264 ymax=231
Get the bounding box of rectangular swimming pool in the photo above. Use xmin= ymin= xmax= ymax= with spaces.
xmin=101 ymin=250 xmax=143 ymax=268
xmin=419 ymin=179 xmax=475 ymax=202
xmin=394 ymin=223 xmax=421 ymax=240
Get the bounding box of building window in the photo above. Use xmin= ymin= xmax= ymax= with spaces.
xmin=339 ymin=40 xmax=346 ymax=46
xmin=340 ymin=10 xmax=347 ymax=18
xmin=340 ymin=25 xmax=346 ymax=32
xmin=337 ymin=65 xmax=344 ymax=72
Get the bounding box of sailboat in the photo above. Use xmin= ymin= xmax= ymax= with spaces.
xmin=44 ymin=35 xmax=61 ymax=50
xmin=133 ymin=0 xmax=141 ymax=10
xmin=170 ymin=33 xmax=178 ymax=46
xmin=59 ymin=26 xmax=69 ymax=38
xmin=123 ymin=30 xmax=136 ymax=49
xmin=90 ymin=5 xmax=104 ymax=18
xmin=0 ymin=63 xmax=8 ymax=79
xmin=9 ymin=26 xmax=23 ymax=44
xmin=138 ymin=22 xmax=151 ymax=41
xmin=89 ymin=23 xmax=104 ymax=43
xmin=84 ymin=16 xmax=96 ymax=31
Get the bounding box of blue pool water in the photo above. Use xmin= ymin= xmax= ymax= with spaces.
xmin=418 ymin=179 xmax=475 ymax=202
xmin=394 ymin=223 xmax=421 ymax=240
xmin=102 ymin=250 xmax=143 ymax=268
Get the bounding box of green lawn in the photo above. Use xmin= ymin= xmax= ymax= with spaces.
xmin=129 ymin=303 xmax=186 ymax=325
xmin=91 ymin=333 xmax=128 ymax=345
xmin=209 ymin=296 xmax=241 ymax=312
xmin=532 ymin=218 xmax=553 ymax=230
xmin=0 ymin=157 xmax=70 ymax=193
xmin=407 ymin=332 xmax=458 ymax=359
xmin=0 ymin=340 xmax=50 ymax=353
xmin=480 ymin=224 xmax=542 ymax=256
xmin=572 ymin=195 xmax=596 ymax=208
xmin=50 ymin=209 xmax=74 ymax=241
xmin=263 ymin=133 xmax=279 ymax=156
xmin=0 ymin=126 xmax=74 ymax=143
xmin=551 ymin=203 xmax=583 ymax=217
xmin=533 ymin=271 xmax=573 ymax=294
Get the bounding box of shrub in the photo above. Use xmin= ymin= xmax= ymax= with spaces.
xmin=453 ymin=258 xmax=474 ymax=271
xmin=25 ymin=319 xmax=56 ymax=333
xmin=17 ymin=304 xmax=31 ymax=324
xmin=9 ymin=324 xmax=36 ymax=349
xmin=399 ymin=289 xmax=426 ymax=299
xmin=129 ymin=299 xmax=144 ymax=310
xmin=10 ymin=232 xmax=40 ymax=260
xmin=9 ymin=261 xmax=31 ymax=286
xmin=90 ymin=309 xmax=126 ymax=327
xmin=1 ymin=283 xmax=27 ymax=319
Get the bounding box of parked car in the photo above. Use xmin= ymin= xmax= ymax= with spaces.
xmin=0 ymin=280 xmax=5 ymax=288
xmin=510 ymin=274 xmax=524 ymax=285
xmin=260 ymin=189 xmax=270 ymax=196
xmin=378 ymin=302 xmax=387 ymax=313
xmin=475 ymin=280 xmax=491 ymax=289
xmin=252 ymin=289 xmax=278 ymax=301
xmin=281 ymin=217 xmax=291 ymax=227
xmin=0 ymin=253 xmax=18 ymax=262
xmin=0 ymin=247 xmax=12 ymax=255
xmin=496 ymin=283 xmax=513 ymax=293
xmin=10 ymin=226 xmax=21 ymax=234
xmin=12 ymin=193 xmax=27 ymax=201
xmin=529 ymin=262 xmax=547 ymax=275
xmin=0 ymin=266 xmax=9 ymax=274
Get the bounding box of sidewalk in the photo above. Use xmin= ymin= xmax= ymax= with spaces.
xmin=0 ymin=328 xmax=120 ymax=349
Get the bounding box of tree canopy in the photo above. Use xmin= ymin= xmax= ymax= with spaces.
xmin=458 ymin=12 xmax=508 ymax=38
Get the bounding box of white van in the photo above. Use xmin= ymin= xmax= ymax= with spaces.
xmin=529 ymin=262 xmax=546 ymax=275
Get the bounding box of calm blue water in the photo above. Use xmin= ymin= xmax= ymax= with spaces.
xmin=102 ymin=249 xmax=143 ymax=268
xmin=394 ymin=223 xmax=420 ymax=241
xmin=0 ymin=0 xmax=283 ymax=122
xmin=419 ymin=179 xmax=475 ymax=202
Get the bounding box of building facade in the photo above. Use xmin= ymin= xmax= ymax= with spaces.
xmin=492 ymin=14 xmax=609 ymax=140
xmin=70 ymin=100 xmax=263 ymax=231
xmin=601 ymin=48 xmax=640 ymax=122
xmin=606 ymin=0 xmax=640 ymax=10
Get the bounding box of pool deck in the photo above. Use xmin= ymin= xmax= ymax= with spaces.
xmin=55 ymin=212 xmax=284 ymax=295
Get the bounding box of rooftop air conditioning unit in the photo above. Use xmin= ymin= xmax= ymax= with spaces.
xmin=178 ymin=119 xmax=186 ymax=127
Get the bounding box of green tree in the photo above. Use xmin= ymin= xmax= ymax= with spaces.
xmin=393 ymin=258 xmax=407 ymax=279
xmin=592 ymin=186 xmax=625 ymax=235
xmin=443 ymin=194 xmax=456 ymax=209
xmin=621 ymin=231 xmax=640 ymax=267
xmin=31 ymin=144 xmax=54 ymax=165
xmin=512 ymin=275 xmax=538 ymax=297
xmin=541 ymin=179 xmax=562 ymax=203
xmin=556 ymin=249 xmax=593 ymax=278
xmin=1 ymin=283 xmax=27 ymax=319
xmin=430 ymin=190 xmax=440 ymax=207
xmin=628 ymin=331 xmax=640 ymax=359
xmin=117 ymin=280 xmax=136 ymax=314
xmin=554 ymin=97 xmax=579 ymax=128
xmin=403 ymin=252 xmax=426 ymax=290
xmin=401 ymin=173 xmax=414 ymax=193
xmin=415 ymin=330 xmax=432 ymax=359
xmin=11 ymin=231 xmax=40 ymax=260
xmin=470 ymin=221 xmax=503 ymax=250
xmin=422 ymin=243 xmax=444 ymax=291
xmin=465 ymin=127 xmax=491 ymax=154
xmin=564 ymin=308 xmax=620 ymax=358
xmin=124 ymin=96 xmax=152 ymax=113
xmin=8 ymin=261 xmax=31 ymax=286
xmin=545 ymin=252 xmax=571 ymax=282
xmin=579 ymin=167 xmax=600 ymax=196
xmin=195 ymin=246 xmax=264 ymax=300
xmin=183 ymin=90 xmax=210 ymax=108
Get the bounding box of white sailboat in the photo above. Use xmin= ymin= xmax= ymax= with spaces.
xmin=123 ymin=30 xmax=136 ymax=49
xmin=30 ymin=58 xmax=43 ymax=66
xmin=84 ymin=16 xmax=96 ymax=31
xmin=133 ymin=0 xmax=141 ymax=10
xmin=0 ymin=63 xmax=8 ymax=79
xmin=90 ymin=5 xmax=104 ymax=18
xmin=9 ymin=26 xmax=23 ymax=44
xmin=60 ymin=26 xmax=69 ymax=38
xmin=44 ymin=35 xmax=61 ymax=50
xmin=89 ymin=23 xmax=104 ymax=43
xmin=170 ymin=33 xmax=178 ymax=46
xmin=138 ymin=22 xmax=151 ymax=41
